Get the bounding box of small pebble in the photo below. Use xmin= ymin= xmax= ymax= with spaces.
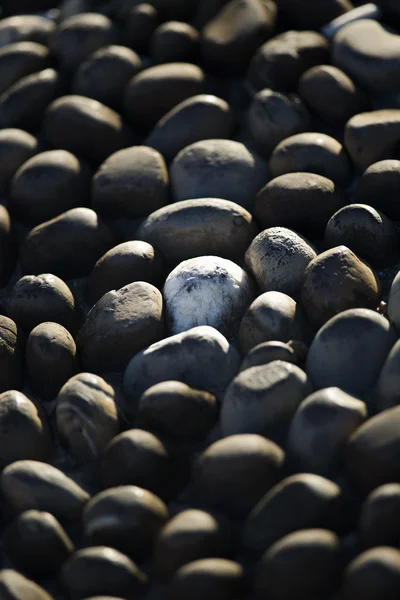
xmin=151 ymin=21 xmax=199 ymax=64
xmin=0 ymin=15 xmax=56 ymax=47
xmin=359 ymin=484 xmax=400 ymax=549
xmin=0 ymin=569 xmax=53 ymax=600
xmin=354 ymin=160 xmax=400 ymax=220
xmin=0 ymin=316 xmax=24 ymax=393
xmin=0 ymin=41 xmax=50 ymax=96
xmin=340 ymin=546 xmax=400 ymax=600
xmin=122 ymin=3 xmax=159 ymax=52
xmin=375 ymin=339 xmax=400 ymax=412
xmin=0 ymin=128 xmax=38 ymax=194
xmin=240 ymin=341 xmax=297 ymax=371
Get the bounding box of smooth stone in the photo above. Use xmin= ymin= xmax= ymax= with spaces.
xmin=150 ymin=21 xmax=199 ymax=64
xmin=192 ymin=433 xmax=284 ymax=517
xmin=221 ymin=360 xmax=311 ymax=442
xmin=354 ymin=160 xmax=400 ymax=220
xmin=243 ymin=473 xmax=343 ymax=552
xmin=123 ymin=326 xmax=239 ymax=410
xmin=301 ymin=246 xmax=382 ymax=328
xmin=20 ymin=207 xmax=115 ymax=280
xmin=171 ymin=139 xmax=269 ymax=210
xmin=0 ymin=204 xmax=16 ymax=285
xmin=138 ymin=198 xmax=256 ymax=266
xmin=245 ymin=227 xmax=316 ymax=298
xmin=145 ymin=94 xmax=234 ymax=163
xmin=92 ymin=146 xmax=168 ymax=219
xmin=375 ymin=339 xmax=400 ymax=412
xmin=0 ymin=128 xmax=38 ymax=194
xmin=306 ymin=308 xmax=395 ymax=398
xmin=122 ymin=3 xmax=159 ymax=52
xmin=0 ymin=15 xmax=56 ymax=47
xmin=360 ymin=484 xmax=400 ymax=549
xmin=124 ymin=62 xmax=205 ymax=131
xmin=275 ymin=0 xmax=352 ymax=28
xmin=0 ymin=569 xmax=53 ymax=600
xmin=0 ymin=41 xmax=49 ymax=96
xmin=0 ymin=316 xmax=24 ymax=393
xmin=1 ymin=460 xmax=90 ymax=520
xmin=163 ymin=256 xmax=254 ymax=339
xmin=387 ymin=270 xmax=400 ymax=331
xmin=344 ymin=110 xmax=400 ymax=172
xmin=255 ymin=172 xmax=345 ymax=237
xmin=240 ymin=341 xmax=297 ymax=371
xmin=340 ymin=547 xmax=400 ymax=599
xmin=248 ymin=30 xmax=329 ymax=92
xmin=269 ymin=132 xmax=352 ymax=187
xmin=286 ymin=387 xmax=367 ymax=477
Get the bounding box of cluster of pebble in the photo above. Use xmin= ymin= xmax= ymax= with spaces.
xmin=2 ymin=0 xmax=400 ymax=598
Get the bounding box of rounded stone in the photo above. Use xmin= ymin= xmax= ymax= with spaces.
xmin=1 ymin=460 xmax=90 ymax=520
xmin=387 ymin=270 xmax=400 ymax=331
xmin=167 ymin=558 xmax=245 ymax=600
xmin=269 ymin=132 xmax=352 ymax=188
xmin=221 ymin=361 xmax=311 ymax=442
xmin=0 ymin=204 xmax=16 ymax=285
xmin=245 ymin=227 xmax=316 ymax=298
xmin=92 ymin=146 xmax=168 ymax=219
xmin=0 ymin=316 xmax=24 ymax=394
xmin=301 ymin=246 xmax=382 ymax=328
xmin=138 ymin=198 xmax=257 ymax=266
xmin=137 ymin=381 xmax=218 ymax=441
xmin=286 ymin=387 xmax=367 ymax=477
xmin=87 ymin=241 xmax=164 ymax=305
xmin=145 ymin=94 xmax=234 ymax=163
xmin=0 ymin=128 xmax=38 ymax=194
xmin=0 ymin=15 xmax=56 ymax=47
xmin=0 ymin=569 xmax=52 ymax=600
xmin=163 ymin=256 xmax=254 ymax=339
xmin=56 ymin=373 xmax=119 ymax=462
xmin=78 ymin=281 xmax=164 ymax=373
xmin=122 ymin=3 xmax=159 ymax=52
xmin=255 ymin=172 xmax=345 ymax=237
xmin=306 ymin=309 xmax=395 ymax=398
xmin=26 ymin=322 xmax=77 ymax=400
xmin=243 ymin=473 xmax=343 ymax=552
xmin=254 ymin=529 xmax=340 ymax=600
xmin=171 ymin=139 xmax=269 ymax=210
xmin=10 ymin=149 xmax=91 ymax=226
xmin=192 ymin=434 xmax=285 ymax=517
xmin=375 ymin=339 xmax=400 ymax=413
xmin=240 ymin=341 xmax=297 ymax=371
xmin=354 ymin=160 xmax=400 ymax=220
xmin=274 ymin=0 xmax=352 ymax=29
xmin=360 ymin=484 xmax=400 ymax=549
xmin=83 ymin=485 xmax=169 ymax=558
xmin=151 ymin=21 xmax=199 ymax=64
xmin=7 ymin=274 xmax=77 ymax=334
xmin=20 ymin=207 xmax=115 ymax=280
xmin=0 ymin=41 xmax=49 ymax=96
xmin=340 ymin=547 xmax=400 ymax=600
xmin=153 ymin=509 xmax=232 ymax=581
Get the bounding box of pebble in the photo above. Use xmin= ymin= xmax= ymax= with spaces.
xmin=72 ymin=45 xmax=141 ymax=110
xmin=255 ymin=172 xmax=345 ymax=237
xmin=301 ymin=246 xmax=382 ymax=328
xmin=0 ymin=391 xmax=50 ymax=468
xmin=269 ymin=132 xmax=352 ymax=187
xmin=61 ymin=546 xmax=147 ymax=600
xmin=325 ymin=204 xmax=398 ymax=269
xmin=340 ymin=546 xmax=400 ymax=600
xmin=240 ymin=341 xmax=297 ymax=371
xmin=153 ymin=509 xmax=231 ymax=581
xmin=4 ymin=509 xmax=74 ymax=577
xmin=0 ymin=41 xmax=50 ymax=96
xmin=192 ymin=433 xmax=284 ymax=517
xmin=221 ymin=360 xmax=311 ymax=442
xmin=122 ymin=3 xmax=159 ymax=52
xmin=247 ymin=89 xmax=311 ymax=157
xmin=245 ymin=227 xmax=316 ymax=298
xmin=138 ymin=198 xmax=257 ymax=266
xmin=332 ymin=19 xmax=400 ymax=95
xmin=7 ymin=273 xmax=77 ymax=334
xmin=354 ymin=160 xmax=400 ymax=220
xmin=137 ymin=381 xmax=218 ymax=441
xmin=275 ymin=0 xmax=352 ymax=29
xmin=0 ymin=569 xmax=53 ymax=600
xmin=26 ymin=322 xmax=77 ymax=400
xmin=0 ymin=128 xmax=38 ymax=194
xmin=124 ymin=62 xmax=205 ymax=131
xmin=123 ymin=325 xmax=240 ymax=406
xmin=150 ymin=21 xmax=199 ymax=64
xmin=306 ymin=308 xmax=396 ymax=398
xmin=387 ymin=270 xmax=400 ymax=331
xmin=92 ymin=146 xmax=168 ymax=219
xmin=87 ymin=240 xmax=164 ymax=304
xmin=166 ymin=557 xmax=245 ymax=600
xmin=0 ymin=68 xmax=62 ymax=132
xmin=10 ymin=149 xmax=91 ymax=225
xmin=243 ymin=473 xmax=343 ymax=552
xmin=201 ymin=0 xmax=277 ymax=72
xmin=56 ymin=373 xmax=119 ymax=462
xmin=299 ymin=64 xmax=366 ymax=126
xmin=0 ymin=204 xmax=16 ymax=285
xmin=247 ymin=30 xmax=329 ymax=92
xmin=49 ymin=13 xmax=118 ymax=72
xmin=254 ymin=529 xmax=340 ymax=600
xmin=1 ymin=460 xmax=90 ymax=520
xmin=145 ymin=94 xmax=234 ymax=163
xmin=346 ymin=405 xmax=400 ymax=494
xmin=359 ymin=483 xmax=400 ymax=549
xmin=83 ymin=485 xmax=169 ymax=557
xmin=344 ymin=109 xmax=400 ymax=172
xmin=170 ymin=138 xmax=269 ymax=210
xmin=163 ymin=255 xmax=254 ymax=338
xmin=20 ymin=207 xmax=115 ymax=280
xmin=0 ymin=316 xmax=24 ymax=393
xmin=286 ymin=387 xmax=367 ymax=477
xmin=78 ymin=281 xmax=164 ymax=373
xmin=375 ymin=339 xmax=400 ymax=412
xmin=0 ymin=15 xmax=56 ymax=47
